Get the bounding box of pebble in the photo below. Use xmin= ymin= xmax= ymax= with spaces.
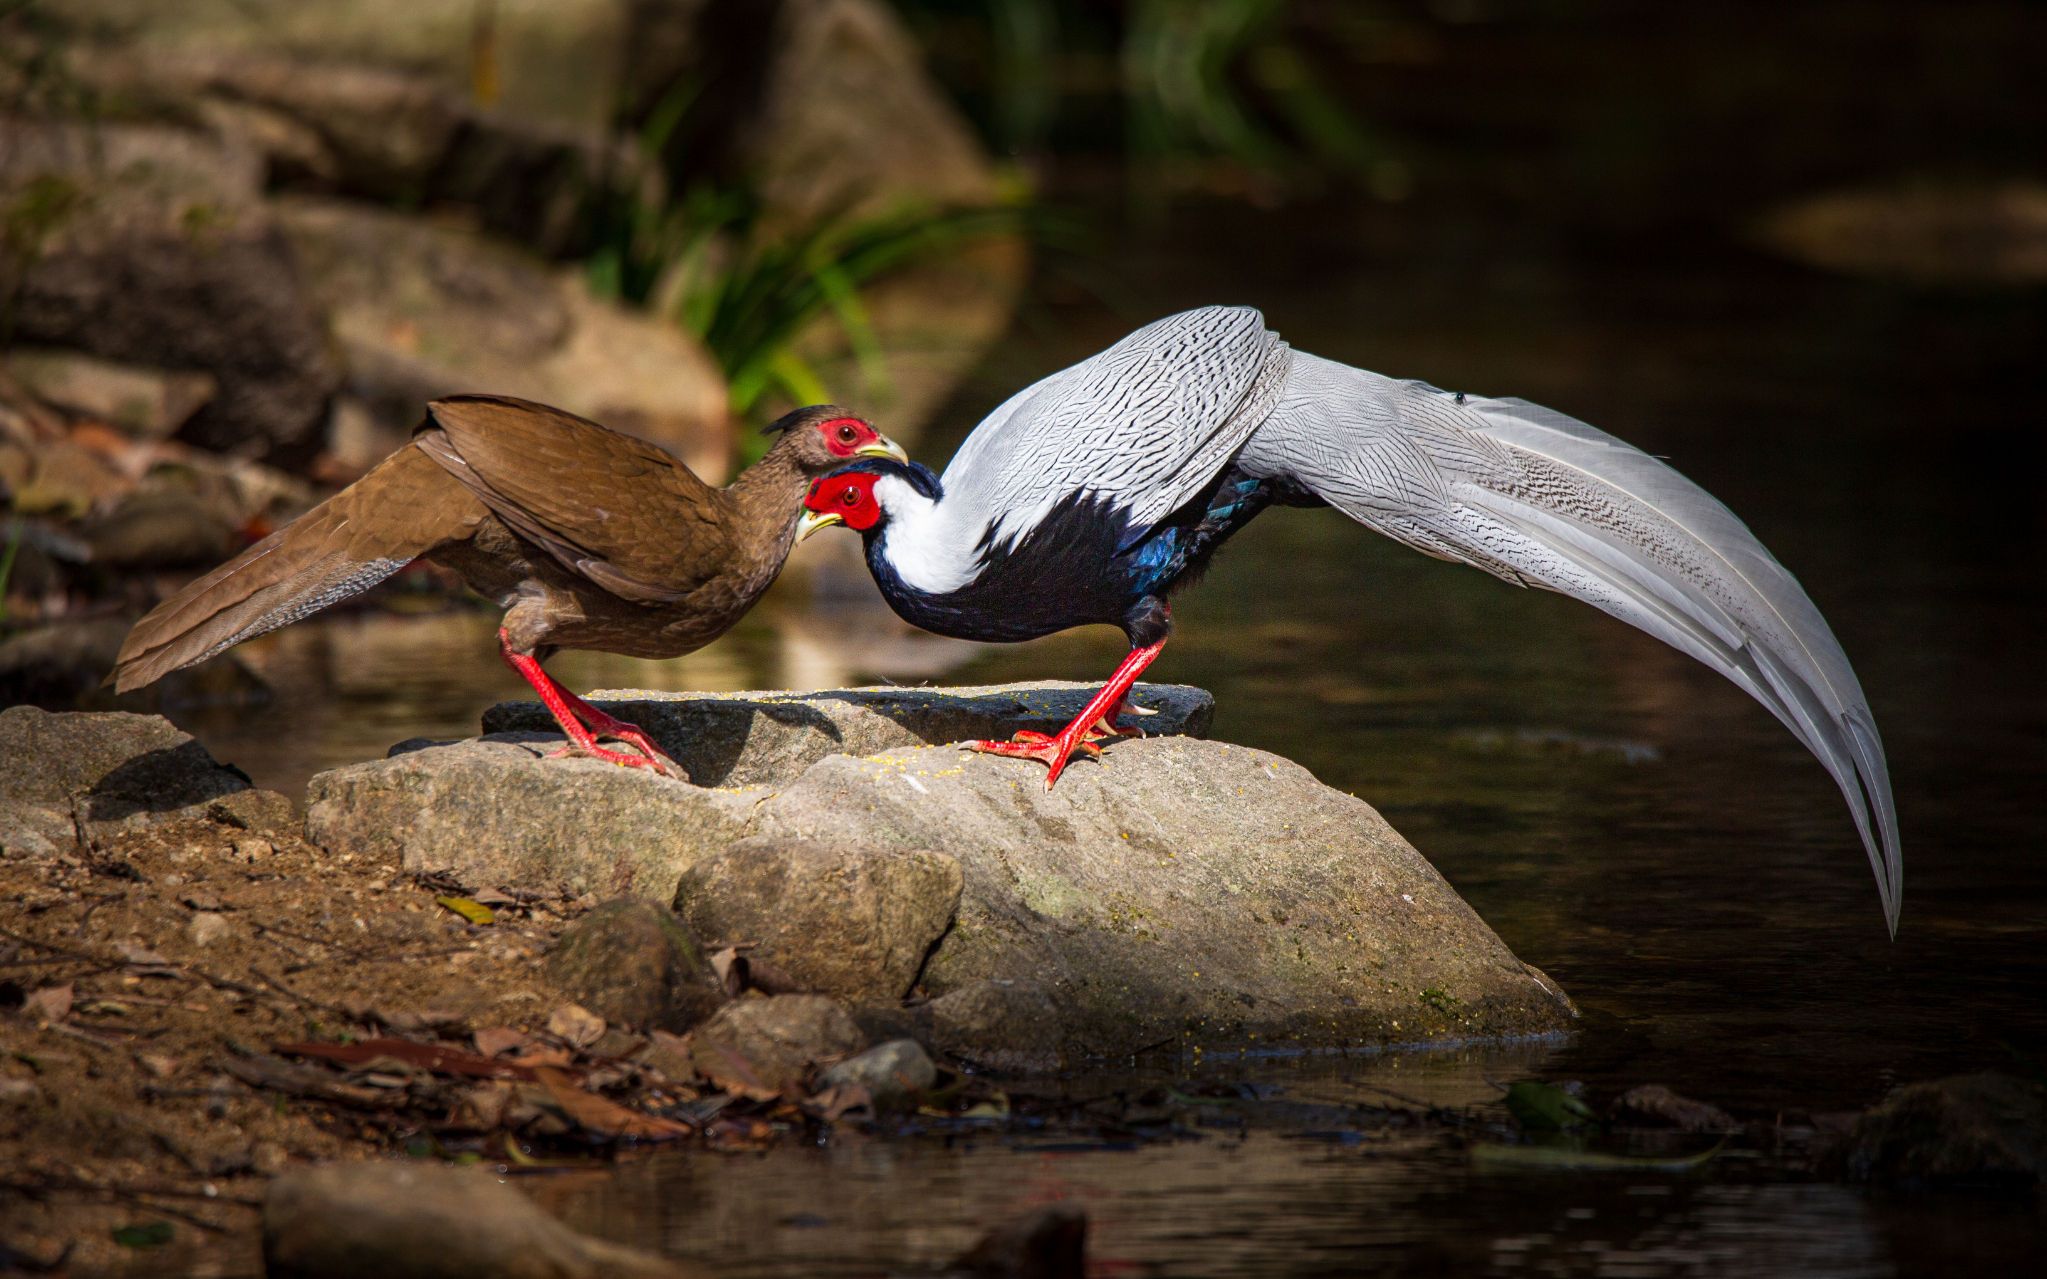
xmin=233 ymin=837 xmax=273 ymax=860
xmin=187 ymin=911 xmax=232 ymax=947
xmin=0 ymin=1077 xmax=45 ymax=1106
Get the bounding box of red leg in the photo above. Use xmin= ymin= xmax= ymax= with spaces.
xmin=497 ymin=631 xmax=683 ymax=779
xmin=965 ymin=639 xmax=1166 ymax=789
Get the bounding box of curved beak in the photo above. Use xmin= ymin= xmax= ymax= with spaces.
xmin=795 ymin=509 xmax=845 ymax=544
xmin=855 ymin=434 xmax=909 ymax=464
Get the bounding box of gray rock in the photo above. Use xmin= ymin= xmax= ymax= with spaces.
xmin=750 ymin=738 xmax=1576 ymax=1063
xmin=687 ymin=995 xmax=866 ymax=1095
xmin=0 ymin=121 xmax=340 ymax=463
xmin=263 ymin=1160 xmax=698 ymax=1279
xmin=816 ymin=1038 xmax=937 ymax=1106
xmin=484 ymin=681 xmax=1214 ymax=789
xmin=0 ymin=706 xmax=255 ymax=833
xmin=303 ymin=737 xmax=762 ymax=899
xmin=673 ymin=837 xmax=961 ymax=1000
xmin=546 ymin=899 xmax=722 ymax=1032
xmin=1841 ymin=1073 xmax=2047 ymax=1188
xmin=0 ymin=617 xmax=269 ymax=713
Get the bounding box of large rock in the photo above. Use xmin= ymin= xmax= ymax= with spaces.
xmin=673 ymin=837 xmax=962 ymax=1000
xmin=0 ymin=707 xmax=267 ymax=849
xmin=750 ymin=738 xmax=1577 ymax=1062
xmin=303 ymin=737 xmax=762 ymax=898
xmin=264 ymin=1160 xmax=698 ymax=1279
xmin=275 ymin=198 xmax=728 ymax=479
xmin=483 ymin=681 xmax=1214 ymax=788
xmin=0 ymin=120 xmax=340 ymax=464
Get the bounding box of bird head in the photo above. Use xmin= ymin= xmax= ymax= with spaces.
xmin=796 ymin=459 xmax=935 ymax=543
xmin=763 ymin=405 xmax=907 ymax=472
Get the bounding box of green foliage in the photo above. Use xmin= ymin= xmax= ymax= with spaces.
xmin=1503 ymin=1080 xmax=1598 ymax=1131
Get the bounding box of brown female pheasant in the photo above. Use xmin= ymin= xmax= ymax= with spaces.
xmin=112 ymin=396 xmax=904 ymax=776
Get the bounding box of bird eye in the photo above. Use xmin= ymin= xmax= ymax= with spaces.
xmin=841 ymin=488 xmax=860 ymax=507
xmin=837 ymin=424 xmax=858 ymax=443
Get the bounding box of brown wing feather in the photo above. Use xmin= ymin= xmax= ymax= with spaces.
xmin=418 ymin=396 xmax=730 ymax=602
xmin=113 ymin=443 xmax=482 ymax=691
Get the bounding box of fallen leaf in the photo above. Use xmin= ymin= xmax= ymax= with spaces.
xmin=1608 ymin=1084 xmax=1739 ymax=1133
xmin=435 ymin=896 xmax=496 ymax=926
xmin=109 ymin=1222 xmax=173 ymax=1248
xmin=1504 ymin=1080 xmax=1597 ymax=1132
xmin=473 ymin=1026 xmax=528 ymax=1058
xmin=531 ymin=1066 xmax=690 ymax=1141
xmin=470 ymin=887 xmax=518 ymax=907
xmin=808 ymin=1081 xmax=873 ymax=1122
xmin=276 ymin=1037 xmax=566 ymax=1082
xmin=545 ymin=1003 xmax=605 ymax=1049
xmin=135 ymin=1052 xmax=180 ymax=1079
xmin=23 ymin=983 xmax=72 ymax=1023
xmin=1470 ymin=1139 xmax=1726 ymax=1172
xmin=703 ymin=1115 xmax=776 ymax=1151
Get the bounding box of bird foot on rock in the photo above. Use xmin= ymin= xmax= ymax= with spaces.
xmin=545 ymin=742 xmax=688 ymax=781
xmin=964 ymin=730 xmax=1106 ymax=789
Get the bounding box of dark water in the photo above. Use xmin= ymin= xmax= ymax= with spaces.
xmin=167 ymin=4 xmax=2047 ymax=1273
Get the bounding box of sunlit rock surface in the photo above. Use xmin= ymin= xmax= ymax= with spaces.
xmin=302 ymin=685 xmax=1575 ymax=1064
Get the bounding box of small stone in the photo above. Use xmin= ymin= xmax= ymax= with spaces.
xmin=544 ymin=899 xmax=722 ymax=1031
xmin=816 ymin=1039 xmax=937 ymax=1106
xmin=187 ymin=911 xmax=232 ymax=947
xmin=182 ymin=887 xmax=226 ymax=912
xmin=1609 ymin=1084 xmax=1738 ymax=1133
xmin=136 ymin=1053 xmax=180 ymax=1080
xmin=234 ymin=837 xmax=274 ymax=860
xmin=544 ymin=1003 xmax=606 ymax=1048
xmin=0 ymin=1077 xmax=43 ymax=1106
xmin=250 ymin=1140 xmax=290 ymax=1177
xmin=1840 ymin=1072 xmax=2047 ymax=1188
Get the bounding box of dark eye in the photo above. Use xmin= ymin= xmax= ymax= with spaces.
xmin=841 ymin=488 xmax=860 ymax=507
xmin=837 ymin=424 xmax=858 ymax=443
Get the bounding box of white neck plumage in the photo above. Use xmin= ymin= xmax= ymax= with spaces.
xmin=872 ymin=473 xmax=983 ymax=596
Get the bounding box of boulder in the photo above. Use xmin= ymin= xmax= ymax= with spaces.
xmin=672 ymin=837 xmax=961 ymax=1000
xmin=0 ymin=617 xmax=268 ymax=713
xmin=687 ymin=994 xmax=866 ymax=1095
xmin=750 ymin=738 xmax=1577 ymax=1062
xmin=1839 ymin=1073 xmax=2047 ymax=1189
xmin=275 ymin=198 xmax=728 ymax=479
xmin=263 ymin=1160 xmax=699 ymax=1279
xmin=303 ymin=737 xmax=762 ymax=898
xmin=0 ymin=120 xmax=340 ymax=464
xmin=546 ymin=899 xmax=724 ymax=1031
xmin=920 ymin=980 xmax=1068 ymax=1075
xmin=483 ymin=681 xmax=1214 ymax=788
xmin=0 ymin=706 xmax=256 ymax=841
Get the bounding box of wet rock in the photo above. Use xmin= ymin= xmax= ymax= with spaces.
xmin=546 ymin=899 xmax=723 ymax=1031
xmin=950 ymin=1205 xmax=1088 ymax=1279
xmin=0 ymin=121 xmax=340 ymax=464
xmin=0 ymin=706 xmax=255 ymax=835
xmin=79 ymin=488 xmax=239 ymax=569
xmin=263 ymin=1160 xmax=698 ymax=1279
xmin=1839 ymin=1072 xmax=2047 ymax=1189
xmin=673 ymin=837 xmax=961 ymax=1000
xmin=687 ymin=995 xmax=866 ymax=1094
xmin=485 ymin=681 xmax=1214 ymax=788
xmin=276 ymin=199 xmax=727 ymax=479
xmin=303 ymin=737 xmax=762 ymax=899
xmin=750 ymin=738 xmax=1577 ymax=1062
xmin=1609 ymin=1084 xmax=1738 ymax=1133
xmin=816 ymin=1038 xmax=937 ymax=1107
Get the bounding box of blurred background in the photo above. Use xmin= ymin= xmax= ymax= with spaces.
xmin=5 ymin=2 xmax=2045 ymax=1272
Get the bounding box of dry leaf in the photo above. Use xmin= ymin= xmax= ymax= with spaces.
xmin=530 ymin=1066 xmax=690 ymax=1141
xmin=473 ymin=1026 xmax=528 ymax=1058
xmin=434 ymin=896 xmax=496 ymax=926
xmin=23 ymin=983 xmax=72 ymax=1023
xmin=135 ymin=1052 xmax=180 ymax=1080
xmin=276 ymin=1037 xmax=560 ymax=1081
xmin=545 ymin=1003 xmax=605 ymax=1048
xmin=689 ymin=1036 xmax=781 ymax=1103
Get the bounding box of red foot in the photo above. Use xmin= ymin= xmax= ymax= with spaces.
xmin=963 ymin=639 xmax=1167 ymax=790
xmin=499 ymin=629 xmax=687 ymax=780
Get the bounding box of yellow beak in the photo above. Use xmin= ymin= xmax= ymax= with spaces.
xmin=855 ymin=434 xmax=909 ymax=464
xmin=795 ymin=509 xmax=845 ymax=543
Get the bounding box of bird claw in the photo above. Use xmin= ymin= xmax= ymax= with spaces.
xmin=546 ymin=742 xmax=688 ymax=781
xmin=963 ymin=730 xmax=1104 ymax=788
